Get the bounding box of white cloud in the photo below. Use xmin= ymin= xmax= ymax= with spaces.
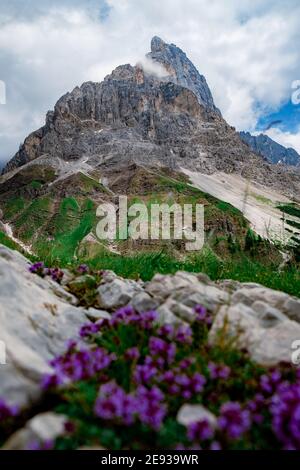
xmin=0 ymin=0 xmax=300 ymax=163
xmin=263 ymin=127 xmax=300 ymax=154
xmin=137 ymin=57 xmax=168 ymax=79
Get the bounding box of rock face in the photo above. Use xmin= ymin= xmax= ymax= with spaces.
xmin=240 ymin=131 xmax=300 ymax=167
xmin=0 ymin=245 xmax=88 ymax=407
xmin=2 ymin=412 xmax=67 ymax=450
xmin=177 ymin=404 xmax=217 ymax=427
xmin=2 ymin=37 xmax=300 ymax=198
xmin=147 ymin=36 xmax=220 ymax=114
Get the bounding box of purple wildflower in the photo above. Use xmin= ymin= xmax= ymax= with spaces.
xmin=246 ymin=393 xmax=265 ymax=425
xmin=0 ymin=399 xmax=19 ymax=421
xmin=218 ymin=402 xmax=251 ymax=440
xmin=95 ymin=382 xmax=167 ymax=430
xmin=79 ymin=322 xmax=102 ymax=338
xmin=178 ymin=358 xmax=195 ymax=370
xmin=194 ymin=305 xmax=212 ymax=326
xmin=190 ymin=372 xmax=206 ymax=393
xmin=157 ymin=324 xmax=175 ymax=338
xmin=64 ymin=421 xmax=76 ymax=434
xmin=42 ymin=346 xmax=116 ymax=389
xmin=48 ymin=267 xmax=64 ymax=283
xmin=187 ymin=419 xmax=214 ymax=441
xmin=125 ymin=347 xmax=140 ymax=361
xmin=28 ymin=440 xmax=54 ymax=450
xmin=77 ymin=264 xmax=89 ymax=274
xmin=270 ymin=382 xmax=300 ymax=449
xmin=166 ymin=372 xmax=206 ymax=398
xmin=139 ymin=310 xmax=159 ymax=329
xmin=136 ymin=385 xmax=167 ymax=430
xmin=149 ymin=336 xmax=176 ymax=364
xmin=208 ymin=362 xmax=231 ymax=380
xmin=260 ymin=370 xmax=282 ymax=396
xmin=29 ymin=262 xmax=46 ymax=277
xmin=95 ymin=381 xmax=137 ymax=426
xmin=174 ymin=325 xmax=193 ymax=344
xmin=134 ymin=363 xmax=157 ymax=384
xmin=110 ymin=306 xmax=139 ymax=326
xmin=210 ymin=441 xmax=222 ymax=450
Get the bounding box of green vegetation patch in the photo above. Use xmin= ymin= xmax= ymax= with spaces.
xmin=14 ymin=197 xmax=52 ymax=242
xmin=277 ymin=203 xmax=300 ymax=219
xmin=2 ymin=197 xmax=26 ymax=219
xmin=37 ymin=197 xmax=97 ymax=265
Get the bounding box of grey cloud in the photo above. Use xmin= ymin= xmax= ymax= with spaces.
xmin=0 ymin=0 xmax=110 ymax=21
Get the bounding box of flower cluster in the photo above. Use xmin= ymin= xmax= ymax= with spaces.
xmin=157 ymin=323 xmax=193 ymax=345
xmin=160 ymin=370 xmax=206 ymax=400
xmin=94 ymin=381 xmax=137 ymax=426
xmin=174 ymin=325 xmax=193 ymax=344
xmin=42 ymin=342 xmax=116 ymax=389
xmin=194 ymin=305 xmax=212 ymax=326
xmin=246 ymin=393 xmax=265 ymax=425
xmin=124 ymin=347 xmax=140 ymax=361
xmin=134 ymin=362 xmax=158 ymax=384
xmin=94 ymin=381 xmax=166 ymax=430
xmin=111 ymin=307 xmax=158 ymax=330
xmin=260 ymin=370 xmax=282 ymax=396
xmin=29 ymin=261 xmax=46 ymax=276
xmin=270 ymin=382 xmax=300 ymax=449
xmin=149 ymin=336 xmax=176 ymax=365
xmin=187 ymin=419 xmax=214 ymax=441
xmin=32 ymin=298 xmax=300 ymax=450
xmin=47 ymin=267 xmax=64 ymax=284
xmin=136 ymin=385 xmax=167 ymax=430
xmin=79 ymin=322 xmax=102 ymax=338
xmin=77 ymin=264 xmax=89 ymax=274
xmin=218 ymin=402 xmax=251 ymax=440
xmin=208 ymin=362 xmax=231 ymax=380
xmin=28 ymin=440 xmax=54 ymax=451
xmin=29 ymin=262 xmax=64 ymax=283
xmin=80 ymin=308 xmax=159 ymax=341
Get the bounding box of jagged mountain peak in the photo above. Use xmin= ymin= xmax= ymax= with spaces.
xmin=148 ymin=36 xmax=220 ymax=114
xmin=150 ymin=36 xmax=167 ymax=53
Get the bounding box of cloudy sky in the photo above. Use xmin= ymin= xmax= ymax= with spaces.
xmin=0 ymin=0 xmax=300 ymax=165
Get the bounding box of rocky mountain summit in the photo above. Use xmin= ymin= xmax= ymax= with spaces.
xmin=2 ymin=37 xmax=300 ymax=198
xmin=147 ymin=36 xmax=220 ymax=114
xmin=240 ymin=131 xmax=300 ymax=167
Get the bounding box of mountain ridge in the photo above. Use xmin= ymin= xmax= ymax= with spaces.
xmin=240 ymin=131 xmax=300 ymax=167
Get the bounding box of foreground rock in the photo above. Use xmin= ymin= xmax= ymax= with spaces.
xmin=2 ymin=413 xmax=66 ymax=450
xmin=0 ymin=246 xmax=89 ymax=407
xmin=209 ymin=303 xmax=300 ymax=366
